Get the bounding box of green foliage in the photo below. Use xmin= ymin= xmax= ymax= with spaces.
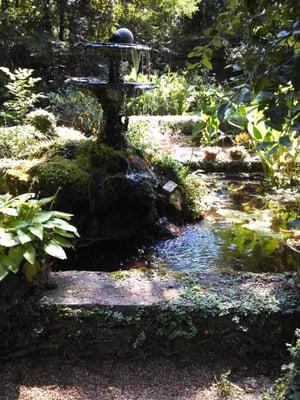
xmin=128 ymin=72 xmax=194 ymax=115
xmin=0 ymin=125 xmax=47 ymax=159
xmin=189 ymin=0 xmax=300 ymax=142
xmin=26 ymin=109 xmax=56 ymax=136
xmin=263 ymin=329 xmax=300 ymax=400
xmin=0 ymin=193 xmax=79 ymax=282
xmin=216 ymin=371 xmax=240 ymax=399
xmin=151 ymin=152 xmax=188 ymax=186
xmin=127 ymin=119 xmax=154 ymax=153
xmin=245 ymin=104 xmax=299 ymax=187
xmin=0 ymin=67 xmax=44 ymax=126
xmin=191 ymin=88 xmax=299 ymax=186
xmin=49 ymin=88 xmax=103 ymax=136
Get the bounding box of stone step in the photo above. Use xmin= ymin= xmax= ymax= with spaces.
xmin=1 ymin=270 xmax=299 ymax=359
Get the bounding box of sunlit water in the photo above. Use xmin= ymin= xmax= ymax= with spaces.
xmin=59 ymin=220 xmax=296 ymax=274
xmin=143 ymin=221 xmax=295 ymax=274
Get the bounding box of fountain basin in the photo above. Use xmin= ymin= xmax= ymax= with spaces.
xmin=67 ymin=77 xmax=153 ymax=99
xmin=76 ymin=41 xmax=152 ymax=55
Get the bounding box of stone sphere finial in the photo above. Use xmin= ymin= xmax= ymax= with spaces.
xmin=109 ymin=28 xmax=134 ymax=44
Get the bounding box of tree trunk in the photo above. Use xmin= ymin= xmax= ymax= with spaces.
xmin=58 ymin=0 xmax=66 ymax=41
xmin=43 ymin=0 xmax=52 ymax=32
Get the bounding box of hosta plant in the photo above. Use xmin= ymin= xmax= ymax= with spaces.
xmin=0 ymin=193 xmax=79 ymax=282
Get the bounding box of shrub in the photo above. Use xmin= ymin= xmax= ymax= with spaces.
xmin=263 ymin=329 xmax=300 ymax=400
xmin=0 ymin=193 xmax=79 ymax=283
xmin=128 ymin=72 xmax=193 ymax=115
xmin=26 ymin=109 xmax=56 ymax=136
xmin=0 ymin=125 xmax=46 ymax=159
xmin=0 ymin=67 xmax=44 ymax=126
xmin=49 ymin=88 xmax=103 ymax=136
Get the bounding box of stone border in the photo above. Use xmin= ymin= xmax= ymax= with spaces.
xmin=1 ymin=270 xmax=299 ymax=359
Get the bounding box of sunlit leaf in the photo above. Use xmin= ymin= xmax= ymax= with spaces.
xmin=44 ymin=240 xmax=67 ymax=260
xmin=17 ymin=229 xmax=32 ymax=245
xmin=32 ymin=211 xmax=53 ymax=224
xmin=0 ymin=229 xmax=19 ymax=247
xmin=28 ymin=223 xmax=43 ymax=241
xmin=23 ymin=243 xmax=36 ymax=265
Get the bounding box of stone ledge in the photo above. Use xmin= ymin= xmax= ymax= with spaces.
xmin=40 ymin=270 xmax=300 ymax=316
xmin=1 ymin=270 xmax=300 ymax=358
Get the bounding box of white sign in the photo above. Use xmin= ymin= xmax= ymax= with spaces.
xmin=163 ymin=180 xmax=178 ymax=193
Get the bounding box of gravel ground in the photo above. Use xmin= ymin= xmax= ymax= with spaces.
xmin=0 ymin=356 xmax=277 ymax=400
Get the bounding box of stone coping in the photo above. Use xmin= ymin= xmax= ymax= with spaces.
xmin=41 ymin=270 xmax=300 ymax=315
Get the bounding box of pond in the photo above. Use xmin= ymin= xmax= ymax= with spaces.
xmin=57 ymin=174 xmax=299 ymax=275
xmin=58 ymin=219 xmax=296 ymax=274
xmin=144 ymin=221 xmax=296 ymax=274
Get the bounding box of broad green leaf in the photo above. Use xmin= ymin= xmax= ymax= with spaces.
xmin=51 ymin=211 xmax=73 ymax=220
xmin=38 ymin=196 xmax=55 ymax=205
xmin=268 ymin=145 xmax=279 ymax=156
xmin=202 ymin=56 xmax=213 ymax=70
xmin=53 ymin=234 xmax=72 ymax=248
xmin=252 ymin=126 xmax=262 ymax=140
xmin=8 ymin=220 xmax=30 ymax=231
xmin=8 ymin=246 xmax=24 ymax=266
xmin=32 ymin=211 xmax=53 ymax=223
xmin=17 ymin=229 xmax=32 ymax=245
xmin=238 ymin=88 xmax=251 ymax=104
xmin=15 ymin=193 xmax=35 ymax=202
xmin=256 ymin=141 xmax=276 ymax=150
xmin=23 ymin=243 xmax=36 ymax=265
xmin=4 ymin=255 xmax=20 ymax=273
xmin=44 ymin=240 xmax=67 ymax=260
xmin=217 ymin=101 xmax=232 ymax=122
xmin=0 ymin=229 xmax=19 ymax=247
xmin=277 ymin=30 xmax=290 ymax=39
xmin=264 ymin=239 xmax=279 ymax=254
xmin=53 ymin=227 xmax=76 ymax=238
xmin=211 ymin=37 xmax=223 ymax=48
xmin=28 ymin=223 xmax=43 ymax=241
xmin=0 ymin=207 xmax=18 ymax=216
xmin=46 ymin=219 xmax=79 ymax=236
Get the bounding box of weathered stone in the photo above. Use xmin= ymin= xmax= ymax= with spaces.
xmin=1 ymin=271 xmax=299 ymax=358
xmin=6 ymin=158 xmax=90 ymax=212
xmin=88 ymin=172 xmax=157 ymax=240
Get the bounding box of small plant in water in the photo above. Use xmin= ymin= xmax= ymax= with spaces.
xmin=0 ymin=193 xmax=79 ymax=282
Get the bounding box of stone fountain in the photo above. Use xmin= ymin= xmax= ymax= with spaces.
xmin=67 ymin=28 xmax=153 ymax=148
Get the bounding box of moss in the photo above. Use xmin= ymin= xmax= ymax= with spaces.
xmin=6 ymin=158 xmax=89 ymax=211
xmin=151 ymin=153 xmax=187 ymax=186
xmin=76 ymin=141 xmax=128 ymax=175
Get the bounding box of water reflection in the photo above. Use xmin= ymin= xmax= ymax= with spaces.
xmin=145 ymin=221 xmax=295 ymax=273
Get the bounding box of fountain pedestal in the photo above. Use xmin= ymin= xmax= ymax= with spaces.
xmin=67 ymin=37 xmax=152 ymax=148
